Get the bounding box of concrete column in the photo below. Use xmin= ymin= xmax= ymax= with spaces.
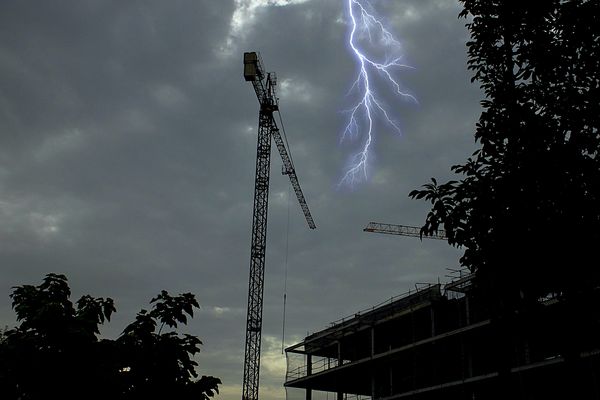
xmin=336 ymin=341 xmax=344 ymax=400
xmin=371 ymin=372 xmax=376 ymax=399
xmin=467 ymin=346 xmax=473 ymax=378
xmin=465 ymin=295 xmax=471 ymax=325
xmin=306 ymin=354 xmax=312 ymax=400
xmin=371 ymin=326 xmax=375 ymax=357
xmin=430 ymin=307 xmax=436 ymax=337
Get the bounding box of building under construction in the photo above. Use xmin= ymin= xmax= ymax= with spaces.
xmin=284 ymin=274 xmax=600 ymax=399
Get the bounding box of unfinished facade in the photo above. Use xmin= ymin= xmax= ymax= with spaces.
xmin=285 ymin=275 xmax=600 ymax=399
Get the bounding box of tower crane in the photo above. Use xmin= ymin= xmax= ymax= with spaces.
xmin=364 ymin=222 xmax=447 ymax=240
xmin=242 ymin=52 xmax=316 ymax=400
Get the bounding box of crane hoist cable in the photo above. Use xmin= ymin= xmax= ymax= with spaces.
xmin=277 ymin=108 xmax=294 ymax=355
xmin=281 ymin=182 xmax=291 ymax=354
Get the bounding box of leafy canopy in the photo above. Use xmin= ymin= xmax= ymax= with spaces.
xmin=0 ymin=273 xmax=221 ymax=400
xmin=410 ymin=0 xmax=600 ymax=301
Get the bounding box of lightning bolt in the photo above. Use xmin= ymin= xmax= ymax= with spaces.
xmin=339 ymin=0 xmax=416 ymax=186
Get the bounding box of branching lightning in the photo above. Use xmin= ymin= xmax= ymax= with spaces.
xmin=340 ymin=0 xmax=416 ymax=186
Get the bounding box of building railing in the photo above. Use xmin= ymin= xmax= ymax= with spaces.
xmin=343 ymin=394 xmax=371 ymax=400
xmin=323 ymin=283 xmax=438 ymax=331
xmin=286 ymin=355 xmax=354 ymax=381
xmin=297 ymin=274 xmax=475 ymax=344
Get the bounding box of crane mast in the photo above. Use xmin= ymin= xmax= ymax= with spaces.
xmin=242 ymin=52 xmax=315 ymax=400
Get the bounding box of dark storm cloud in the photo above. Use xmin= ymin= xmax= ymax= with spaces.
xmin=0 ymin=1 xmax=481 ymax=398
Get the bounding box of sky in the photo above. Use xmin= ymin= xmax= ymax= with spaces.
xmin=0 ymin=1 xmax=482 ymax=399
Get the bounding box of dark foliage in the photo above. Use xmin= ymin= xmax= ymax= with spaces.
xmin=0 ymin=274 xmax=221 ymax=400
xmin=410 ymin=0 xmax=600 ymax=304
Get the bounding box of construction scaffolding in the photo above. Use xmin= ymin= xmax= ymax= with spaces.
xmin=285 ymin=275 xmax=600 ymax=399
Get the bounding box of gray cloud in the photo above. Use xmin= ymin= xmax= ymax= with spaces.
xmin=0 ymin=1 xmax=481 ymax=398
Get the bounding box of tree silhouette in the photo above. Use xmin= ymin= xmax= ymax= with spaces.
xmin=410 ymin=0 xmax=600 ymax=304
xmin=0 ymin=273 xmax=221 ymax=400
